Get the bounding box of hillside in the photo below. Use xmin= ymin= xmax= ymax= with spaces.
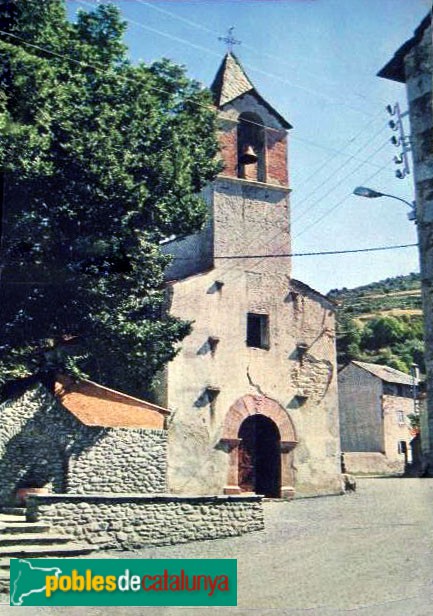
xmin=327 ymin=273 xmax=424 ymax=374
xmin=327 ymin=273 xmax=422 ymax=320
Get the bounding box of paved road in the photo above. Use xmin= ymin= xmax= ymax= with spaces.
xmin=3 ymin=478 xmax=433 ymax=615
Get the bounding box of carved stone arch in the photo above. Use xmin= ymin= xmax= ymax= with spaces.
xmin=221 ymin=394 xmax=297 ymax=499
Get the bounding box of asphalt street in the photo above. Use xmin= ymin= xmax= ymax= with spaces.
xmin=3 ymin=478 xmax=433 ymax=616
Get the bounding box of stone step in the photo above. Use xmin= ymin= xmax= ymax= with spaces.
xmin=0 ymin=542 xmax=95 ymax=558
xmin=1 ymin=508 xmax=26 ymax=516
xmin=0 ymin=522 xmax=51 ymax=534
xmin=0 ymin=571 xmax=9 ymax=593
xmin=0 ymin=533 xmax=73 ymax=546
xmin=0 ymin=514 xmax=27 ymax=524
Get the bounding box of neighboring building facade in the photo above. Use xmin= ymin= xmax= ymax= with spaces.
xmin=339 ymin=361 xmax=417 ymax=475
xmin=378 ymin=13 xmax=433 ymax=470
xmin=159 ymin=54 xmax=342 ymax=498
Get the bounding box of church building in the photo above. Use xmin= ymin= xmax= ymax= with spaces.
xmin=159 ymin=53 xmax=341 ymax=498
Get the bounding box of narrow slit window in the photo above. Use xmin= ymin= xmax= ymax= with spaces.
xmin=247 ymin=313 xmax=269 ymax=349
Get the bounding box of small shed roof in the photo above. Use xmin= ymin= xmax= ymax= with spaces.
xmin=54 ymin=375 xmax=169 ymax=430
xmin=352 ymin=361 xmax=416 ymax=386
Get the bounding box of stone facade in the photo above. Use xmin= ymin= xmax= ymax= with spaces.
xmin=160 ymin=53 xmax=341 ymax=498
xmin=26 ymin=494 xmax=264 ymax=549
xmin=339 ymin=362 xmax=415 ymax=474
xmin=379 ymin=14 xmax=433 ymax=470
xmin=0 ymin=387 xmax=167 ymax=504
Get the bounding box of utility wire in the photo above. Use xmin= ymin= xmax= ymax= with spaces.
xmin=115 ymin=0 xmax=390 ymax=109
xmin=0 ymin=24 xmax=398 ymax=205
xmin=171 ymin=243 xmax=417 ymax=260
xmin=291 ymin=115 xmax=393 ymax=181
xmin=0 ymin=25 xmax=393 ymax=173
xmin=78 ymin=0 xmax=376 ymax=117
xmin=292 ymin=138 xmax=390 ymax=225
xmin=0 ymin=27 xmax=309 ymax=137
xmin=293 ymin=126 xmax=389 ymax=211
xmin=293 ymin=159 xmax=394 ymax=240
xmin=1 ymin=25 xmax=410 ymax=285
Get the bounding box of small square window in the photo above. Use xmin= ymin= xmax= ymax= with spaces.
xmin=247 ymin=313 xmax=269 ymax=349
xmin=397 ymin=411 xmax=405 ymax=425
xmin=398 ymin=440 xmax=407 ymax=455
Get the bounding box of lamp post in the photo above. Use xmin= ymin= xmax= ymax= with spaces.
xmin=353 ymin=186 xmax=417 ymax=221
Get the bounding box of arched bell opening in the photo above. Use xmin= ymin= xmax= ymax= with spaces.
xmin=237 ymin=112 xmax=265 ymax=182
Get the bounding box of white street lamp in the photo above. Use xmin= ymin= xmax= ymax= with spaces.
xmin=353 ymin=186 xmax=417 ymax=221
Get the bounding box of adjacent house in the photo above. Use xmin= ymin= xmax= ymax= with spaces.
xmin=158 ymin=53 xmax=342 ymax=499
xmin=338 ymin=361 xmax=417 ymax=474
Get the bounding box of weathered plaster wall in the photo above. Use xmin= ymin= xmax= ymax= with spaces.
xmin=213 ymin=179 xmax=291 ymax=276
xmin=164 ymin=267 xmax=341 ymax=498
xmin=26 ymin=494 xmax=264 ymax=549
xmin=338 ymin=364 xmax=383 ymax=452
xmin=161 ymin=187 xmax=214 ymax=282
xmin=402 ymin=22 xmax=433 ymax=468
xmin=0 ymin=388 xmax=167 ymax=504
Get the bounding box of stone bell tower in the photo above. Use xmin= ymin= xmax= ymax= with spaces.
xmin=160 ymin=52 xmax=341 ymax=500
xmin=210 ymin=53 xmax=292 ymax=275
xmin=163 ymin=52 xmax=293 ymax=280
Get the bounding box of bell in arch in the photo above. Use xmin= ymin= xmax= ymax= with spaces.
xmin=239 ymin=144 xmax=258 ymax=165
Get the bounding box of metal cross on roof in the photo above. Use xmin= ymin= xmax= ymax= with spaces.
xmin=218 ymin=27 xmax=241 ymax=53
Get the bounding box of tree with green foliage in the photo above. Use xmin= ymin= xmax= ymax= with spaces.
xmin=0 ymin=0 xmax=222 ymax=397
xmin=361 ymin=316 xmax=408 ymax=351
xmin=336 ymin=313 xmax=425 ymax=374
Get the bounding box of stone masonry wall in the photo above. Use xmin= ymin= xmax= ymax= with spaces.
xmin=403 ymin=21 xmax=433 ymax=468
xmin=26 ymin=494 xmax=264 ymax=549
xmin=67 ymin=428 xmax=167 ymax=495
xmin=0 ymin=387 xmax=167 ymax=504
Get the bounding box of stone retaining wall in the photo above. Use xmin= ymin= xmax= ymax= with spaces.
xmin=26 ymin=494 xmax=264 ymax=549
xmin=67 ymin=429 xmax=167 ymax=495
xmin=0 ymin=388 xmax=167 ymax=504
xmin=343 ymin=452 xmax=404 ymax=476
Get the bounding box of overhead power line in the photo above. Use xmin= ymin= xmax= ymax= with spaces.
xmin=79 ymin=0 xmax=377 ymax=117
xmin=1 ymin=22 xmax=412 ymax=286
xmin=126 ymin=0 xmax=391 ymax=108
xmin=292 ymin=160 xmax=394 ymax=240
xmin=293 ymin=138 xmax=390 ymax=225
xmin=211 ymin=243 xmax=418 ymax=259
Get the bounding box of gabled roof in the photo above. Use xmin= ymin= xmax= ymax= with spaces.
xmin=291 ymin=279 xmax=337 ymax=310
xmin=211 ymin=53 xmax=254 ymax=107
xmin=210 ymin=53 xmax=292 ymax=129
xmin=378 ymin=12 xmax=431 ymax=83
xmin=351 ymin=361 xmax=417 ymax=386
xmin=54 ymin=374 xmax=169 ymax=429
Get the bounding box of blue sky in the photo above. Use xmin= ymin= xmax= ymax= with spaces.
xmin=69 ymin=0 xmax=430 ymax=293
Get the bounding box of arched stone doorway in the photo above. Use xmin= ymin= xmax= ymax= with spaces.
xmin=221 ymin=394 xmax=297 ymax=499
xmin=238 ymin=415 xmax=281 ymax=497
